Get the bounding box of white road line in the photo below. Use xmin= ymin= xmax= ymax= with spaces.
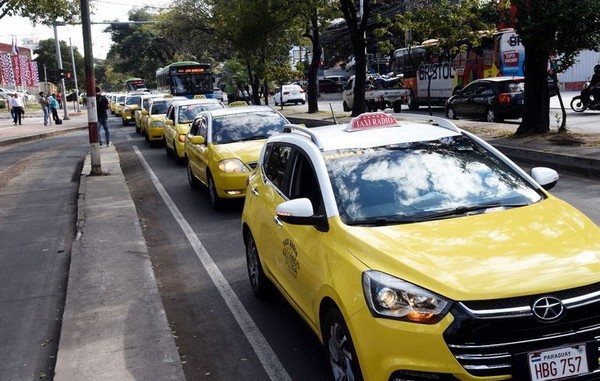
xmin=133 ymin=146 xmax=291 ymax=381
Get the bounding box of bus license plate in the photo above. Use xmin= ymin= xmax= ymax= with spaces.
xmin=528 ymin=344 xmax=588 ymax=381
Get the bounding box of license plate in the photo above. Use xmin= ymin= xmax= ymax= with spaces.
xmin=528 ymin=344 xmax=588 ymax=380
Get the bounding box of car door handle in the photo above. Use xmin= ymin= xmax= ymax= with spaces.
xmin=251 ymin=187 xmax=259 ymax=197
xmin=273 ymin=216 xmax=283 ymax=228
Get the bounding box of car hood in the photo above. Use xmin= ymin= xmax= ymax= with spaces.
xmin=211 ymin=139 xmax=266 ymax=163
xmin=343 ymin=197 xmax=600 ymax=301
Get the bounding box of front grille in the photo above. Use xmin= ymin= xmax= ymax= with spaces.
xmin=444 ymin=283 xmax=600 ymax=378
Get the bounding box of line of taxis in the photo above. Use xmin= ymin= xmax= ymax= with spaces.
xmin=109 ymin=92 xmax=290 ymax=210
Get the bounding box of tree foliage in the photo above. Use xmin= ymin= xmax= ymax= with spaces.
xmin=507 ymin=0 xmax=600 ymax=134
xmin=33 ymin=38 xmax=84 ymax=89
xmin=0 ymin=0 xmax=79 ymax=24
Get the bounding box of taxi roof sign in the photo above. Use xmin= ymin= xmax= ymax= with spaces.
xmin=346 ymin=112 xmax=398 ymax=132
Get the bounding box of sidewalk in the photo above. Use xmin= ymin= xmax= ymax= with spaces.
xmin=1 ymin=102 xmax=599 ymax=380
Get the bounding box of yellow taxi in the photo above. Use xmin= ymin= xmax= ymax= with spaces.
xmin=185 ymin=105 xmax=288 ymax=209
xmin=163 ymin=98 xmax=224 ymax=163
xmin=113 ymin=94 xmax=126 ymax=116
xmin=140 ymin=96 xmax=186 ymax=143
xmin=241 ymin=113 xmax=600 ymax=381
xmin=134 ymin=93 xmax=166 ymax=133
xmin=109 ymin=93 xmax=119 ymax=114
xmin=120 ymin=92 xmax=149 ymax=126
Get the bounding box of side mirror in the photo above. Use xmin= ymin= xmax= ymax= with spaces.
xmin=189 ymin=135 xmax=205 ymax=145
xmin=531 ymin=167 xmax=559 ymax=190
xmin=276 ymin=198 xmax=329 ymax=232
xmin=142 ymin=110 xmax=148 ymax=116
xmin=165 ymin=119 xmax=174 ymax=126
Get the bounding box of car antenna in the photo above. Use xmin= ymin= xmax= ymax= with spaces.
xmin=329 ymin=103 xmax=338 ymax=124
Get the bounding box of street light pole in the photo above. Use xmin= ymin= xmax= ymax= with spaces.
xmin=69 ymin=38 xmax=80 ymax=113
xmin=52 ymin=22 xmax=70 ymax=120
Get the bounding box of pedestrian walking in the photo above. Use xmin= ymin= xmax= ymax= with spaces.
xmin=38 ymin=92 xmax=51 ymax=126
xmin=9 ymin=93 xmax=24 ymax=125
xmin=47 ymin=94 xmax=60 ymax=123
xmin=96 ymin=86 xmax=111 ymax=147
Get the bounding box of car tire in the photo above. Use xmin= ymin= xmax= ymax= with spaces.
xmin=343 ymin=101 xmax=351 ymax=112
xmin=175 ymin=142 xmax=186 ymax=165
xmin=122 ymin=118 xmax=128 ymax=126
xmin=245 ymin=232 xmax=270 ymax=298
xmin=323 ymin=308 xmax=363 ymax=381
xmin=393 ymin=101 xmax=402 ymax=113
xmin=135 ymin=125 xmax=140 ymax=134
xmin=187 ymin=162 xmax=200 ymax=189
xmin=207 ymin=173 xmax=223 ymax=210
xmin=408 ymin=96 xmax=420 ymax=111
xmin=485 ymin=108 xmax=497 ymax=123
xmin=447 ymin=106 xmax=458 ymax=120
xmin=301 ymin=100 xmax=306 ymax=104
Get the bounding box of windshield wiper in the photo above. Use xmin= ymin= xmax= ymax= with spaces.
xmin=422 ymin=202 xmax=529 ymax=220
xmin=242 ymin=134 xmax=270 ymax=142
xmin=346 ymin=202 xmax=529 ymax=226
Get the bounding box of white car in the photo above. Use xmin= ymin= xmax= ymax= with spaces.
xmin=274 ymin=84 xmax=305 ymax=105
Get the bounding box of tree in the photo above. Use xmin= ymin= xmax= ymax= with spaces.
xmin=0 ymin=0 xmax=79 ymax=23
xmin=33 ymin=38 xmax=85 ymax=89
xmin=338 ymin=0 xmax=371 ymax=116
xmin=507 ymin=0 xmax=600 ymax=134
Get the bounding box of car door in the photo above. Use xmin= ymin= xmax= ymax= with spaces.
xmin=186 ymin=118 xmax=204 ymax=178
xmin=164 ymin=105 xmax=176 ymax=148
xmin=453 ymin=82 xmax=478 ymax=116
xmin=195 ymin=116 xmax=211 ymax=185
xmin=471 ymin=83 xmax=494 ymax=116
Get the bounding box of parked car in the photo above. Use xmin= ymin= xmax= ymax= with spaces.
xmin=325 ymin=75 xmax=349 ymax=87
xmin=185 ymin=105 xmax=288 ymax=209
xmin=241 ymin=112 xmax=600 ymax=381
xmin=212 ymin=88 xmax=224 ymax=102
xmin=445 ymin=77 xmax=525 ymax=122
xmin=318 ymin=78 xmax=344 ymax=93
xmin=273 ymin=84 xmax=305 ymax=105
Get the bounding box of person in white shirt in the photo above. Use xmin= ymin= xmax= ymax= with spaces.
xmin=9 ymin=93 xmax=24 ymax=125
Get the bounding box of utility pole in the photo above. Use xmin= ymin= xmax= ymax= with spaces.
xmin=69 ymin=38 xmax=80 ymax=113
xmin=81 ymin=0 xmax=102 ymax=175
xmin=52 ymin=23 xmax=70 ymax=120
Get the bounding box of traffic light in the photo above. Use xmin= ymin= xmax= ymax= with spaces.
xmin=58 ymin=69 xmax=67 ymax=80
xmin=65 ymin=71 xmax=72 ymax=81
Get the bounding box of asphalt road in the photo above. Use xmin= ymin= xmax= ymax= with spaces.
xmin=0 ymin=134 xmax=88 ymax=380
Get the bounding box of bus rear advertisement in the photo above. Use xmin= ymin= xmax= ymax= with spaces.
xmin=393 ymin=28 xmax=525 ymax=110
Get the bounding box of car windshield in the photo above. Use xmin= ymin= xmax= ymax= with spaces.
xmin=151 ymin=101 xmax=169 ymax=115
xmin=126 ymin=96 xmax=141 ymax=106
xmin=324 ymin=135 xmax=543 ymax=225
xmin=179 ymin=103 xmax=223 ymax=123
xmin=211 ymin=112 xmax=286 ymax=144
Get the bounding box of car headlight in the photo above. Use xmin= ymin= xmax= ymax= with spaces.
xmin=362 ymin=270 xmax=451 ymax=324
xmin=218 ymin=159 xmax=248 ymax=173
xmin=150 ymin=121 xmax=164 ymax=128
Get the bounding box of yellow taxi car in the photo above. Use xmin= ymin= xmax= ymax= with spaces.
xmin=121 ymin=92 xmax=150 ymax=126
xmin=163 ymin=98 xmax=224 ymax=164
xmin=241 ymin=112 xmax=600 ymax=381
xmin=134 ymin=93 xmax=166 ymax=133
xmin=140 ymin=96 xmax=186 ymax=144
xmin=109 ymin=93 xmax=119 ymax=114
xmin=113 ymin=94 xmax=126 ymax=117
xmin=185 ymin=105 xmax=288 ymax=209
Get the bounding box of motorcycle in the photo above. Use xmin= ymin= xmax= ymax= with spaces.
xmin=570 ymin=82 xmax=600 ymax=112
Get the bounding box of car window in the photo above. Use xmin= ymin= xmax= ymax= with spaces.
xmin=263 ymin=143 xmax=293 ymax=193
xmin=289 ymin=152 xmax=323 ymax=213
xmin=179 ymin=103 xmax=223 ymax=124
xmin=503 ymin=82 xmax=525 ymax=93
xmin=323 ymin=135 xmax=544 ymax=225
xmin=460 ymin=83 xmax=479 ymax=96
xmin=190 ymin=118 xmax=202 ymax=135
xmin=151 ymin=101 xmax=168 ymax=115
xmin=166 ymin=105 xmax=174 ymax=120
xmin=211 ymin=112 xmax=286 ymax=144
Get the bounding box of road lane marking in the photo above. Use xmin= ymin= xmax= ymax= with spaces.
xmin=133 ymin=146 xmax=291 ymax=381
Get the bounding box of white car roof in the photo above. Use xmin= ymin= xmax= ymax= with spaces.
xmin=171 ymin=98 xmax=222 ymax=107
xmin=280 ymin=113 xmax=462 ymax=152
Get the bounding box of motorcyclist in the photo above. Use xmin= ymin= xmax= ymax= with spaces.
xmin=582 ymin=64 xmax=600 ymax=105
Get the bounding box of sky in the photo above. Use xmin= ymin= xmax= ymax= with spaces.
xmin=1 ymin=0 xmax=171 ymax=59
